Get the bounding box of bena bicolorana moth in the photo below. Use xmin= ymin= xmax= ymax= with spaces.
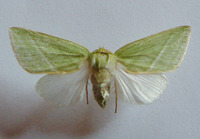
xmin=9 ymin=26 xmax=191 ymax=113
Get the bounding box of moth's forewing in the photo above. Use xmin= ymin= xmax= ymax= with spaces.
xmin=115 ymin=26 xmax=191 ymax=74
xmin=9 ymin=27 xmax=90 ymax=74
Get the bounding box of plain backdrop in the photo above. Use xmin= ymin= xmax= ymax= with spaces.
xmin=0 ymin=1 xmax=200 ymax=139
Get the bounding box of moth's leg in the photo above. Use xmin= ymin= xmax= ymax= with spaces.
xmin=86 ymin=80 xmax=89 ymax=104
xmin=115 ymin=81 xmax=118 ymax=113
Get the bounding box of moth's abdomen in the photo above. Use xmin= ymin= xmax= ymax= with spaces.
xmin=91 ymin=68 xmax=112 ymax=108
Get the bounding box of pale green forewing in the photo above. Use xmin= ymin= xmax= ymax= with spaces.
xmin=9 ymin=27 xmax=90 ymax=74
xmin=115 ymin=26 xmax=191 ymax=74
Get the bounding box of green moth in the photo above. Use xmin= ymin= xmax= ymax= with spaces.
xmin=9 ymin=26 xmax=191 ymax=113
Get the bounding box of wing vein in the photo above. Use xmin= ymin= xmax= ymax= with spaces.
xmin=148 ymin=34 xmax=174 ymax=71
xmin=28 ymin=36 xmax=56 ymax=71
xmin=115 ymin=63 xmax=167 ymax=104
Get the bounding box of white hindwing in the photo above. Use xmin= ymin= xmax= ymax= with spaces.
xmin=114 ymin=63 xmax=168 ymax=104
xmin=36 ymin=62 xmax=90 ymax=106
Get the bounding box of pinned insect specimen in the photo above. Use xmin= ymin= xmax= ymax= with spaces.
xmin=9 ymin=26 xmax=191 ymax=113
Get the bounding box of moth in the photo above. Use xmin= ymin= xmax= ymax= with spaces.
xmin=9 ymin=26 xmax=191 ymax=113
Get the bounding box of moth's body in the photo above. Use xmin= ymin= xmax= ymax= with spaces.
xmin=89 ymin=48 xmax=116 ymax=108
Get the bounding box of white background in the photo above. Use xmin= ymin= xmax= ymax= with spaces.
xmin=0 ymin=1 xmax=200 ymax=139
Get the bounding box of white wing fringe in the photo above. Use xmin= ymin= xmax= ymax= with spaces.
xmin=36 ymin=62 xmax=90 ymax=106
xmin=114 ymin=63 xmax=168 ymax=104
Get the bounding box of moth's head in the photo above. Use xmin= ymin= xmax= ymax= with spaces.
xmin=92 ymin=47 xmax=113 ymax=54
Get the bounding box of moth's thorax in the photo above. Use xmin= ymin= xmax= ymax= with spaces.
xmin=89 ymin=48 xmax=116 ymax=108
xmin=89 ymin=48 xmax=116 ymax=72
